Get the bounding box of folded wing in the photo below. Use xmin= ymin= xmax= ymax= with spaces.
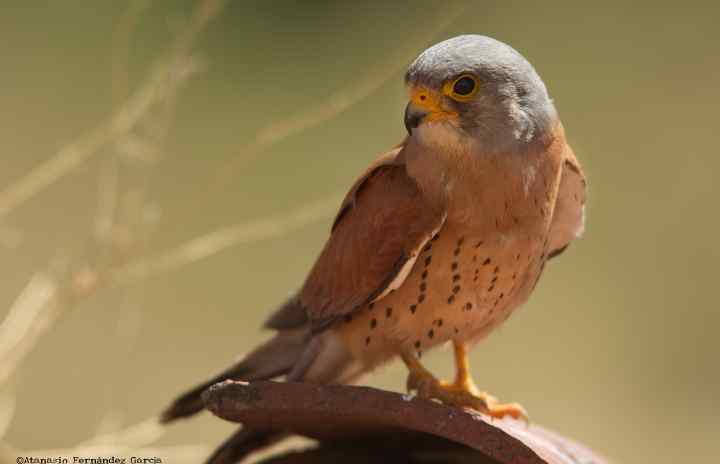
xmin=301 ymin=146 xmax=446 ymax=330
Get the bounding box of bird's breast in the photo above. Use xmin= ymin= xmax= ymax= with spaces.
xmin=333 ymin=219 xmax=549 ymax=369
xmin=332 ymin=140 xmax=564 ymax=370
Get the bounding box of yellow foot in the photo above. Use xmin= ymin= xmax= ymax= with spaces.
xmin=406 ymin=369 xmax=527 ymax=420
xmin=401 ymin=345 xmax=527 ymax=421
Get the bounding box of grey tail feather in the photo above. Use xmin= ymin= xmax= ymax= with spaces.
xmin=201 ymin=341 xmax=322 ymax=464
xmin=159 ymin=327 xmax=309 ymax=424
xmin=162 ymin=296 xmax=328 ymax=463
xmin=263 ymin=294 xmax=307 ymax=331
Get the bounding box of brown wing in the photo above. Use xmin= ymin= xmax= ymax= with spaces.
xmin=548 ymin=147 xmax=587 ymax=259
xmin=300 ymin=145 xmax=445 ymax=331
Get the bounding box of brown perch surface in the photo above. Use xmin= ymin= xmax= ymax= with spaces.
xmin=202 ymin=380 xmax=607 ymax=464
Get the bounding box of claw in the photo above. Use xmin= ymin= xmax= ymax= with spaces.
xmin=400 ymin=343 xmax=529 ymax=422
xmin=405 ymin=371 xmax=419 ymax=392
xmin=485 ymin=401 xmax=529 ymax=422
xmin=405 ymin=366 xmax=437 ymax=398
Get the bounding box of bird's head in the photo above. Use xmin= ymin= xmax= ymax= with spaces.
xmin=404 ymin=35 xmax=558 ymax=155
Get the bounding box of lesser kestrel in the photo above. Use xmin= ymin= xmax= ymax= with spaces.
xmin=161 ymin=35 xmax=587 ymax=464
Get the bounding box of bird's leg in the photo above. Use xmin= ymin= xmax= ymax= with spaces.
xmin=402 ymin=341 xmax=528 ymax=421
xmin=451 ymin=340 xmax=492 ymax=401
xmin=450 ymin=341 xmax=528 ymax=419
xmin=401 ymin=351 xmax=441 ymax=399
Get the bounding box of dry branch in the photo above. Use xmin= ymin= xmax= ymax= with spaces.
xmin=197 ymin=3 xmax=468 ymax=203
xmin=113 ymin=194 xmax=342 ymax=284
xmin=0 ymin=273 xmax=59 ymax=384
xmin=0 ymin=0 xmax=223 ymax=221
xmin=0 ymin=1 xmax=227 ymax=459
xmin=0 ymin=61 xmax=190 ymax=220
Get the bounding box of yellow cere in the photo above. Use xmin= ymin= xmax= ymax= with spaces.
xmin=409 ymin=86 xmax=459 ymax=123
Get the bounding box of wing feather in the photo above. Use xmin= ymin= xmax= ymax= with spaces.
xmin=300 ymin=146 xmax=445 ymax=330
xmin=548 ymin=147 xmax=587 ymax=259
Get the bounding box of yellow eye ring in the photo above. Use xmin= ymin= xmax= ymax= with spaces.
xmin=444 ymin=74 xmax=479 ymax=101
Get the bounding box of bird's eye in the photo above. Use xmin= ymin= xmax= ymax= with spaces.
xmin=447 ymin=74 xmax=479 ymax=101
xmin=453 ymin=77 xmax=475 ymax=95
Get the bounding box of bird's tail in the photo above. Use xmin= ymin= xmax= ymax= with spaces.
xmin=160 ymin=297 xmax=342 ymax=464
xmin=159 ymin=326 xmax=309 ymax=423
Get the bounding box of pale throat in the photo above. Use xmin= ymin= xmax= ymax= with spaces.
xmin=413 ymin=121 xmax=476 ymax=158
xmin=409 ymin=123 xmax=547 ymax=229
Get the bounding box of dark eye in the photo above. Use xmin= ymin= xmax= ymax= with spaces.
xmin=453 ymin=76 xmax=476 ymax=95
xmin=447 ymin=74 xmax=479 ymax=101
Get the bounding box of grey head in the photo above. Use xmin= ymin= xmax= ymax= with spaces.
xmin=404 ymin=35 xmax=557 ymax=154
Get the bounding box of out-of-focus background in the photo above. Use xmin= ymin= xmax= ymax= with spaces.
xmin=1 ymin=1 xmax=718 ymax=463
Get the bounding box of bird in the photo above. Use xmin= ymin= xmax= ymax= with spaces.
xmin=160 ymin=34 xmax=587 ymax=463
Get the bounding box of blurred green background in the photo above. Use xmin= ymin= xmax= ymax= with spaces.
xmin=1 ymin=1 xmax=719 ymax=463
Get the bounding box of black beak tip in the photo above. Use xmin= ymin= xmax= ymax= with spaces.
xmin=404 ymin=104 xmax=425 ymax=134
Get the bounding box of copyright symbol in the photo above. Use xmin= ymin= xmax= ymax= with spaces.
xmin=17 ymin=457 xmax=23 ymax=464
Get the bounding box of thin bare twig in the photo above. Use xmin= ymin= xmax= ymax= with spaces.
xmin=0 ymin=2 xmax=229 ymax=461
xmin=0 ymin=0 xmax=225 ymax=381
xmin=196 ymin=2 xmax=467 ymax=203
xmin=0 ymin=392 xmax=16 ymax=440
xmin=0 ymin=0 xmax=224 ymax=221
xmin=0 ymin=63 xmax=188 ymax=221
xmin=0 ymin=194 xmax=338 ymax=384
xmin=111 ymin=0 xmax=152 ymax=107
xmin=113 ymin=193 xmax=342 ymax=285
xmin=93 ymin=0 xmax=152 ymax=244
xmin=0 ymin=273 xmax=60 ymax=384
xmin=80 ymin=418 xmax=166 ymax=449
